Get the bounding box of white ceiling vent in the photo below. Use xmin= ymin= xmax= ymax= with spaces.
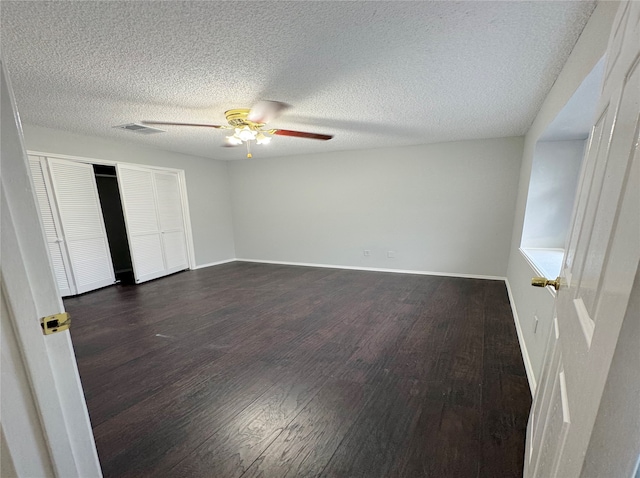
xmin=113 ymin=123 xmax=166 ymax=135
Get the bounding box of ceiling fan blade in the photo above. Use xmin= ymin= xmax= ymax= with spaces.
xmin=248 ymin=100 xmax=290 ymax=124
xmin=141 ymin=120 xmax=225 ymax=129
xmin=221 ymin=143 xmax=241 ymax=148
xmin=272 ymin=129 xmax=333 ymax=141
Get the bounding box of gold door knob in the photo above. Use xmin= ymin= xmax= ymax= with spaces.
xmin=531 ymin=276 xmax=561 ymax=291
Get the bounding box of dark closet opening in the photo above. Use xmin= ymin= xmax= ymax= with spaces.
xmin=93 ymin=165 xmax=135 ymax=284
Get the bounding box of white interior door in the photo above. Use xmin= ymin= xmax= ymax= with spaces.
xmin=117 ymin=163 xmax=167 ymax=283
xmin=47 ymin=157 xmax=115 ymax=294
xmin=526 ymin=2 xmax=640 ymax=477
xmin=1 ymin=60 xmax=101 ymax=477
xmin=28 ymin=155 xmax=77 ymax=296
xmin=153 ymin=170 xmax=189 ymax=274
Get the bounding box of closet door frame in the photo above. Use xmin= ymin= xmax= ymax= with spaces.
xmin=28 ymin=155 xmax=78 ymax=296
xmin=27 ymin=150 xmax=197 ymax=273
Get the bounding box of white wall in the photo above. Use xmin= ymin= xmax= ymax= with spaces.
xmin=522 ymin=139 xmax=586 ymax=249
xmin=506 ymin=1 xmax=618 ymax=390
xmin=229 ymin=137 xmax=523 ymax=278
xmin=21 ymin=124 xmax=236 ymax=267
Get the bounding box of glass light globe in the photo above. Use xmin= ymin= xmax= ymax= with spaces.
xmin=238 ymin=127 xmax=257 ymax=142
xmin=256 ymin=133 xmax=271 ymax=145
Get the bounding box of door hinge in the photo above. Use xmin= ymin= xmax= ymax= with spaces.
xmin=40 ymin=312 xmax=71 ymax=335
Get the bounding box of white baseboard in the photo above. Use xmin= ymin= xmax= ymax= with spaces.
xmin=505 ymin=278 xmax=537 ymax=396
xmin=235 ymin=258 xmax=505 ymax=281
xmin=193 ymin=258 xmax=237 ymax=270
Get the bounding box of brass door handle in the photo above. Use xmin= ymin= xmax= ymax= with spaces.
xmin=531 ymin=276 xmax=561 ymax=291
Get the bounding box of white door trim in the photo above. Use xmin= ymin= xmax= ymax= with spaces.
xmin=27 ymin=149 xmax=185 ymax=172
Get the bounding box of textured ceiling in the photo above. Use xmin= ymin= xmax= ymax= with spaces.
xmin=2 ymin=1 xmax=595 ymax=161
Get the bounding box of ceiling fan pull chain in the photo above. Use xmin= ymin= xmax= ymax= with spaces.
xmin=246 ymin=140 xmax=252 ymax=159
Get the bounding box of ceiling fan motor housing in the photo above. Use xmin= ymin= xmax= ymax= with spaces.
xmin=224 ymin=109 xmax=264 ymax=129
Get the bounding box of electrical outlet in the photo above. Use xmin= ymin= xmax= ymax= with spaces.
xmin=387 ymin=250 xmax=396 ymax=259
xmin=363 ymin=250 xmax=371 ymax=257
xmin=533 ymin=315 xmax=539 ymax=334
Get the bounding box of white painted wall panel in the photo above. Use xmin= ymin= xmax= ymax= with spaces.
xmin=582 ymin=264 xmax=640 ymax=477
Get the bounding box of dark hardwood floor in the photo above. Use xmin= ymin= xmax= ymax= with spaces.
xmin=65 ymin=261 xmax=531 ymax=478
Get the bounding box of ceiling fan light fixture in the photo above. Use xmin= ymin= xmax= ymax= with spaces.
xmin=143 ymin=102 xmax=332 ymax=158
xmin=237 ymin=126 xmax=257 ymax=142
xmin=256 ymin=132 xmax=271 ymax=145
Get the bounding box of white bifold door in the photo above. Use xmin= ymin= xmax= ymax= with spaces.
xmin=117 ymin=164 xmax=189 ymax=284
xmin=28 ymin=156 xmax=76 ymax=296
xmin=46 ymin=157 xmax=116 ymax=294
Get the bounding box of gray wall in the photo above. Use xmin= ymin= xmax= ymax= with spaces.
xmin=506 ymin=1 xmax=617 ymax=390
xmin=22 ymin=124 xmax=236 ymax=267
xmin=229 ymin=137 xmax=523 ymax=278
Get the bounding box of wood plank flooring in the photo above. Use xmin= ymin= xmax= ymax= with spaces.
xmin=65 ymin=262 xmax=531 ymax=478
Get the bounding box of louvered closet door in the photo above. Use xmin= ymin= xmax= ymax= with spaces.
xmin=28 ymin=156 xmax=76 ymax=296
xmin=153 ymin=171 xmax=189 ymax=274
xmin=116 ymin=164 xmax=166 ymax=283
xmin=47 ymin=158 xmax=115 ymax=294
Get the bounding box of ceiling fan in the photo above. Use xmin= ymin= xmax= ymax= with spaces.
xmin=142 ymin=100 xmax=333 ymax=158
